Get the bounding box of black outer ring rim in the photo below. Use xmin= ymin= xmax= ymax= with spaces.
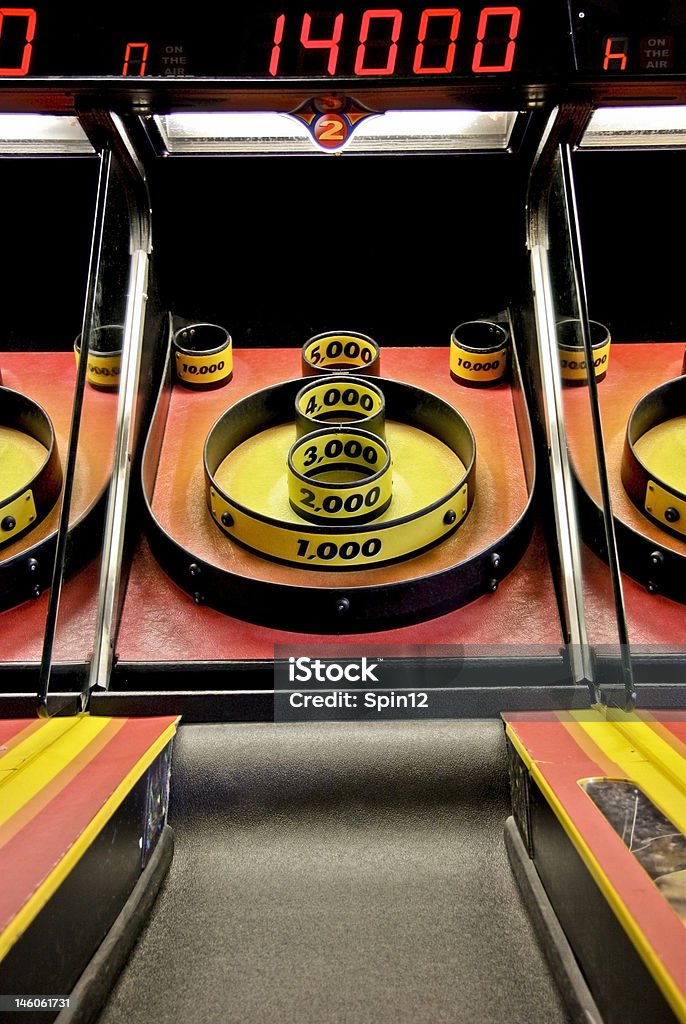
xmin=141 ymin=348 xmax=537 ymax=633
xmin=203 ymin=376 xmax=476 ymax=541
xmin=0 ymin=386 xmax=62 ymax=551
xmin=0 ymin=388 xmax=109 ymax=613
xmin=556 ymin=318 xmax=610 ymax=351
xmin=575 ymin=474 xmax=686 ymax=606
xmin=74 ymin=323 xmax=125 ymax=358
xmin=620 ymin=374 xmax=686 ymax=541
xmin=574 ymin=374 xmax=686 ymax=604
xmin=450 ymin=321 xmax=510 ymax=355
xmin=172 ymin=322 xmax=232 ymax=358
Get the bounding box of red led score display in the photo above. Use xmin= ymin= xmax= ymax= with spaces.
xmin=0 ymin=2 xmax=570 ymax=80
xmin=0 ymin=7 xmax=36 ymax=75
xmin=268 ymin=8 xmax=521 ymax=76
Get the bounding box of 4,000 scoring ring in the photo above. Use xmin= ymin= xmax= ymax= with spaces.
xmin=295 ymin=376 xmax=386 ymax=439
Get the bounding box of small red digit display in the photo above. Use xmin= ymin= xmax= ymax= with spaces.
xmin=269 ymin=13 xmax=286 ymax=76
xmin=603 ymin=35 xmax=628 ymax=71
xmin=0 ymin=7 xmax=36 ymax=77
xmin=413 ymin=8 xmax=461 ymax=74
xmin=122 ymin=41 xmax=149 ymax=76
xmin=354 ymin=9 xmax=402 ymax=76
xmin=300 ymin=11 xmax=344 ymax=74
xmin=472 ymin=6 xmax=520 ymax=72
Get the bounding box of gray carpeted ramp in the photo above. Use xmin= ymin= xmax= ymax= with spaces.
xmin=96 ymin=719 xmax=571 ymax=1024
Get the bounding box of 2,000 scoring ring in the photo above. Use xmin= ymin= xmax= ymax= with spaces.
xmin=287 ymin=426 xmax=393 ymax=525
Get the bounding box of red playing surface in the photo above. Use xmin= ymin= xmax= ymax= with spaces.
xmin=116 ymin=346 xmax=564 ymax=661
xmin=0 ymin=353 xmax=117 ymax=665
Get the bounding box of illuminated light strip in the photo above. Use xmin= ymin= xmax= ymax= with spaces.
xmin=204 ymin=376 xmax=476 ymax=571
xmin=0 ymin=715 xmax=179 ymax=960
xmin=0 ymin=114 xmax=93 ymax=154
xmin=154 ymin=110 xmax=517 ymax=154
xmin=301 ymin=332 xmax=381 ymax=376
xmin=287 ymin=427 xmax=393 ymax=526
xmin=504 ymin=714 xmax=686 ymax=1020
xmin=295 ymin=376 xmax=386 ymax=440
xmin=581 ymin=106 xmax=686 ymax=149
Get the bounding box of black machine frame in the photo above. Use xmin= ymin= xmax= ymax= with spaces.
xmin=0 ymin=2 xmax=685 ymax=719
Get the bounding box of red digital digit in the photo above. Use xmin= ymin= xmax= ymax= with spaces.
xmin=269 ymin=13 xmax=286 ymax=76
xmin=122 ymin=42 xmax=149 ymax=76
xmin=0 ymin=7 xmax=36 ymax=77
xmin=354 ymin=9 xmax=402 ymax=76
xmin=472 ymin=6 xmax=520 ymax=73
xmin=413 ymin=8 xmax=460 ymax=74
xmin=603 ymin=35 xmax=628 ymax=71
xmin=300 ymin=11 xmax=344 ymax=75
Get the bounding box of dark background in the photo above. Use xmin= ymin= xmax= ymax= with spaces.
xmin=2 ymin=147 xmax=685 ymax=351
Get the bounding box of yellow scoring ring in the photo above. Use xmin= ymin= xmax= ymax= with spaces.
xmin=287 ymin=427 xmax=393 ymax=525
xmin=74 ymin=324 xmax=123 ymax=391
xmin=204 ymin=377 xmax=476 ymax=571
xmin=294 ymin=376 xmax=386 ymax=439
xmin=557 ymin=318 xmax=611 ymax=386
xmin=302 ymin=331 xmax=380 ymax=376
xmin=450 ymin=321 xmax=509 ymax=387
xmin=173 ymin=323 xmax=233 ymax=390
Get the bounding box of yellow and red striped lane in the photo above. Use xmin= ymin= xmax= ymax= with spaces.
xmin=503 ymin=710 xmax=686 ymax=1023
xmin=0 ymin=717 xmax=46 ymax=753
xmin=639 ymin=711 xmax=686 ymax=758
xmin=0 ymin=714 xmax=179 ymax=962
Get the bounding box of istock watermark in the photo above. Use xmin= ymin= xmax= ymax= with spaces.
xmin=273 ymin=644 xmax=467 ymax=722
xmin=287 ymin=655 xmax=380 ymax=684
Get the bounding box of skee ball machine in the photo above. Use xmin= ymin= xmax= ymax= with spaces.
xmin=506 ymin=6 xmax=686 ymax=1023
xmin=0 ymin=2 xmax=685 ymax=1023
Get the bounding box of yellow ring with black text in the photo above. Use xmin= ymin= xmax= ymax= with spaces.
xmin=173 ymin=323 xmax=233 ymax=390
xmin=288 ymin=427 xmax=393 ymax=525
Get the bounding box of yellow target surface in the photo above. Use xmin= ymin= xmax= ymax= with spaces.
xmin=634 ymin=416 xmax=686 ymax=494
xmin=0 ymin=426 xmax=47 ymax=500
xmin=214 ymin=420 xmax=466 ymax=527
